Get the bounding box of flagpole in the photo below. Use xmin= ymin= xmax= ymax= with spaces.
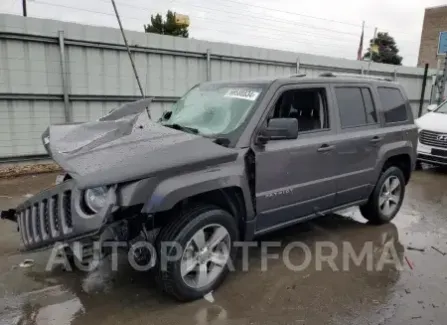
xmin=367 ymin=27 xmax=378 ymax=74
xmin=357 ymin=21 xmax=365 ymax=61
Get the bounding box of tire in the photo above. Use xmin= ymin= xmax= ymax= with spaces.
xmin=360 ymin=166 xmax=406 ymax=224
xmin=155 ymin=204 xmax=239 ymax=301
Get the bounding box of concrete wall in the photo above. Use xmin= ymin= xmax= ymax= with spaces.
xmin=0 ymin=14 xmax=435 ymax=160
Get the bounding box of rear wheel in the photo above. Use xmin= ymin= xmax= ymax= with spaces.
xmin=360 ymin=166 xmax=405 ymax=224
xmin=155 ymin=204 xmax=238 ymax=301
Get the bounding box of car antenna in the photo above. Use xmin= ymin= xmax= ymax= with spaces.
xmin=110 ymin=0 xmax=151 ymax=120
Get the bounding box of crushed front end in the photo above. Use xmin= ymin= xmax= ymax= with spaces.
xmin=2 ymin=98 xmax=156 ymax=252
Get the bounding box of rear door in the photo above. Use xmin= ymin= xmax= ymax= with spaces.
xmin=331 ymin=84 xmax=383 ymax=206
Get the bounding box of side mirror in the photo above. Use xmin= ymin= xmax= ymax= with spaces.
xmin=427 ymin=104 xmax=437 ymax=112
xmin=258 ymin=118 xmax=298 ymax=143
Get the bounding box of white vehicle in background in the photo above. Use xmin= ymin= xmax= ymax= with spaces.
xmin=415 ymin=101 xmax=447 ymax=168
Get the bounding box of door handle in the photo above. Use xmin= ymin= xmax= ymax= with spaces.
xmin=370 ymin=136 xmax=383 ymax=143
xmin=317 ymin=144 xmax=335 ymax=153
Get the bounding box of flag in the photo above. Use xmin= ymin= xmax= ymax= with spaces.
xmin=357 ymin=21 xmax=365 ymax=60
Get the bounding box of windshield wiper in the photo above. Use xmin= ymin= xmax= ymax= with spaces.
xmin=201 ymin=134 xmax=230 ymax=147
xmin=213 ymin=137 xmax=231 ymax=147
xmin=162 ymin=123 xmax=199 ymax=134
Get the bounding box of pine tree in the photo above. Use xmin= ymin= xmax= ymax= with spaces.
xmin=363 ymin=32 xmax=402 ymax=65
xmin=144 ymin=10 xmax=189 ymax=38
xmin=144 ymin=13 xmax=164 ymax=34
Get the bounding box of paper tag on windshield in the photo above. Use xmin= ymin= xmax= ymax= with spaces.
xmin=224 ymin=89 xmax=260 ymax=101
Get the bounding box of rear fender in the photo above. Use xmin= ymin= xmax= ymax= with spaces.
xmin=376 ymin=140 xmax=416 ymax=180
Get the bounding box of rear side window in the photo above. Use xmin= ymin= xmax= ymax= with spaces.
xmin=377 ymin=87 xmax=408 ymax=123
xmin=335 ymin=87 xmax=378 ymax=128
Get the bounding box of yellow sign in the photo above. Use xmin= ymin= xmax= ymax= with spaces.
xmin=175 ymin=13 xmax=190 ymax=27
xmin=371 ymin=44 xmax=379 ymax=53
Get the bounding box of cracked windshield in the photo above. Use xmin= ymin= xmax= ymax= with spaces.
xmin=161 ymin=84 xmax=264 ymax=137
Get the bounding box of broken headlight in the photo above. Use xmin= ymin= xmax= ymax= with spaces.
xmin=84 ymin=186 xmax=108 ymax=213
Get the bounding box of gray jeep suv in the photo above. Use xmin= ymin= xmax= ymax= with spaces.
xmin=1 ymin=72 xmax=418 ymax=301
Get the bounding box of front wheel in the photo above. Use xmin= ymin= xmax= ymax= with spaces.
xmin=155 ymin=204 xmax=238 ymax=301
xmin=360 ymin=166 xmax=406 ymax=224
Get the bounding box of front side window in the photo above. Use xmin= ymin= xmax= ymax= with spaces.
xmin=161 ymin=83 xmax=265 ymax=137
xmin=272 ymin=87 xmax=329 ymax=133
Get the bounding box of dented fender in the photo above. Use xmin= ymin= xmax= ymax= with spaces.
xmin=141 ymin=159 xmax=255 ymax=221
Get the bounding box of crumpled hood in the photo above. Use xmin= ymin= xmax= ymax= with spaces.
xmin=43 ymin=99 xmax=238 ymax=189
xmin=415 ymin=112 xmax=447 ymax=133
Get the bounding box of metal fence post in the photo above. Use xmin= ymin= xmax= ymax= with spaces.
xmin=58 ymin=31 xmax=71 ymax=123
xmin=296 ymin=57 xmax=300 ymax=73
xmin=418 ymin=63 xmax=429 ymax=117
xmin=206 ymin=49 xmax=211 ymax=81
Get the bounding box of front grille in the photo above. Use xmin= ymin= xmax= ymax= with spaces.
xmin=63 ymin=191 xmax=73 ymax=228
xmin=17 ymin=189 xmax=73 ymax=247
xmin=42 ymin=199 xmax=50 ymax=239
xmin=419 ymin=130 xmax=447 ymax=149
xmin=51 ymin=195 xmax=60 ymax=234
xmin=34 ymin=204 xmax=41 ymax=240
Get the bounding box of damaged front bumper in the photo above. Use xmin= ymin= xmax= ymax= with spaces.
xmin=3 ymin=180 xmax=118 ymax=252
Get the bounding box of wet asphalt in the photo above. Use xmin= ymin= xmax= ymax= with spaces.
xmin=1 ymin=168 xmax=447 ymax=325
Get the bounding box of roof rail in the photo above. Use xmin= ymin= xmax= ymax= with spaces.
xmin=289 ymin=73 xmax=307 ymax=78
xmin=319 ymin=72 xmax=394 ymax=82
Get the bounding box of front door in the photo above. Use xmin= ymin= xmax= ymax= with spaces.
xmin=254 ymin=85 xmax=338 ymax=234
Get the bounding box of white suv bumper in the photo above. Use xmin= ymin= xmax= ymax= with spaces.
xmin=417 ymin=141 xmax=447 ymax=166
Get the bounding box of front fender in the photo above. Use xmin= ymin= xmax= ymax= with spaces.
xmin=141 ymin=165 xmax=254 ymax=219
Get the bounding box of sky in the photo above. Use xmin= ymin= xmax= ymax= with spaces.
xmin=1 ymin=0 xmax=446 ymax=66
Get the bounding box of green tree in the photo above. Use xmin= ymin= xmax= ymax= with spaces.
xmin=144 ymin=10 xmax=189 ymax=38
xmin=363 ymin=32 xmax=402 ymax=65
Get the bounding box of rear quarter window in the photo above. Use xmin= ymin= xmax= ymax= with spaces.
xmin=377 ymin=87 xmax=408 ymax=123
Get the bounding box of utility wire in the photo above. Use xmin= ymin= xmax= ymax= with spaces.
xmin=31 ymin=0 xmax=420 ymax=41
xmin=33 ymin=0 xmax=419 ymax=45
xmin=32 ymin=1 xmax=118 ymax=18
xmin=31 ymin=0 xmax=358 ymax=50
xmin=197 ymin=17 xmax=357 ymax=48
xmin=188 ymin=0 xmax=364 ymax=28
xmin=184 ymin=14 xmax=357 ymax=46
xmin=175 ymin=0 xmax=420 ymax=38
xmin=179 ymin=0 xmax=421 ymax=41
xmin=99 ymin=0 xmax=421 ymax=44
xmin=97 ymin=0 xmax=362 ymax=38
xmin=30 ymin=0 xmax=418 ymax=59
